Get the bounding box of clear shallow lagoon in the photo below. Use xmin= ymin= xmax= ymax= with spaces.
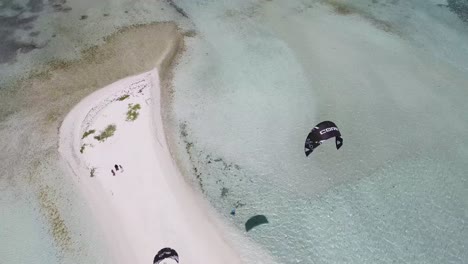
xmin=0 ymin=190 xmax=60 ymax=264
xmin=1 ymin=0 xmax=467 ymax=263
xmin=166 ymin=0 xmax=468 ymax=263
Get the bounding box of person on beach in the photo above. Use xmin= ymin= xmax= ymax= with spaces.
xmin=114 ymin=164 xmax=119 ymax=171
xmin=111 ymin=169 xmax=115 ymax=176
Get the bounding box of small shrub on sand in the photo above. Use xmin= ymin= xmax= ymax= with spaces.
xmin=126 ymin=103 xmax=141 ymax=121
xmin=94 ymin=124 xmax=116 ymax=142
xmin=80 ymin=144 xmax=86 ymax=153
xmin=117 ymin=94 xmax=130 ymax=101
xmin=82 ymin=129 xmax=95 ymax=139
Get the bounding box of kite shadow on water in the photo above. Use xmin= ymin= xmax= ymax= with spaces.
xmin=245 ymin=215 xmax=269 ymax=232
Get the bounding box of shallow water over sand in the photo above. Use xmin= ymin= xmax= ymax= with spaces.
xmin=166 ymin=1 xmax=468 ymax=263
xmin=0 ymin=190 xmax=60 ymax=263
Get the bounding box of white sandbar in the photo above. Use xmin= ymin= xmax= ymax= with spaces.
xmin=59 ymin=68 xmax=243 ymax=264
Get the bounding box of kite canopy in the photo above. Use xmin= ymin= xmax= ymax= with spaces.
xmin=304 ymin=121 xmax=343 ymax=156
xmin=153 ymin=248 xmax=179 ymax=264
xmin=245 ymin=215 xmax=269 ymax=232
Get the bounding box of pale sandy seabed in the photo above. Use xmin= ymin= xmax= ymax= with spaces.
xmin=160 ymin=1 xmax=468 ymax=263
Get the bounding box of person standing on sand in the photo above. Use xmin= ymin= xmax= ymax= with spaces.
xmin=111 ymin=169 xmax=115 ymax=176
xmin=114 ymin=164 xmax=119 ymax=171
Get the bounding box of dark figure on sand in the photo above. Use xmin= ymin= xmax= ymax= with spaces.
xmin=112 ymin=164 xmax=124 ymax=175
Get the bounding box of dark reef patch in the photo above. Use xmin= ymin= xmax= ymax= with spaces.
xmin=27 ymin=0 xmax=45 ymax=13
xmin=183 ymin=29 xmax=196 ymax=37
xmin=221 ymin=187 xmax=229 ymax=197
xmin=447 ymin=0 xmax=468 ymax=22
xmin=165 ymin=0 xmax=189 ymax=18
xmin=325 ymin=0 xmax=353 ymax=15
xmin=179 ymin=121 xmax=204 ymax=192
xmin=50 ymin=0 xmax=72 ymax=12
xmin=38 ymin=186 xmax=72 ymax=251
xmin=323 ymin=0 xmax=396 ymax=34
xmin=178 ymin=120 xmax=248 ymax=200
xmin=0 ymin=14 xmax=40 ymax=64
xmin=29 ymin=31 xmax=40 ymax=37
xmin=0 ymin=0 xmax=73 ymax=64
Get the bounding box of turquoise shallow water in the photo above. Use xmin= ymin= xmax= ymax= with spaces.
xmin=166 ymin=0 xmax=468 ymax=263
xmin=0 ymin=190 xmax=60 ymax=263
xmin=1 ymin=0 xmax=467 ymax=263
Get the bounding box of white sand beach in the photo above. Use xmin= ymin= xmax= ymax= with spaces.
xmin=59 ymin=68 xmax=244 ymax=264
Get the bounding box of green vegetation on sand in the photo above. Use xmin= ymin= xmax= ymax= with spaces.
xmin=117 ymin=94 xmax=130 ymax=101
xmin=80 ymin=144 xmax=87 ymax=153
xmin=94 ymin=124 xmax=116 ymax=142
xmin=82 ymin=129 xmax=95 ymax=139
xmin=126 ymin=103 xmax=141 ymax=121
